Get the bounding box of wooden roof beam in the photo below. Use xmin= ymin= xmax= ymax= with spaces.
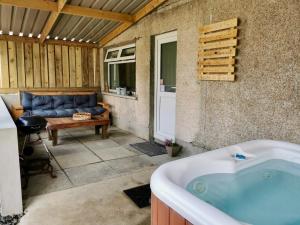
xmin=40 ymin=0 xmax=67 ymax=43
xmin=0 ymin=0 xmax=133 ymax=23
xmin=99 ymin=0 xmax=168 ymax=47
xmin=62 ymin=5 xmax=133 ymax=23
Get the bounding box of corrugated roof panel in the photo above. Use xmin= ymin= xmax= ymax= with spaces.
xmin=1 ymin=5 xmax=13 ymax=34
xmin=21 ymin=9 xmax=39 ymax=36
xmin=90 ymin=21 xmax=120 ymax=42
xmin=11 ymin=7 xmax=26 ymax=35
xmin=31 ymin=11 xmax=50 ymax=36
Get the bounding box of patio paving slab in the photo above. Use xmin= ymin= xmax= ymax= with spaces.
xmin=82 ymin=139 xmax=120 ymax=150
xmin=111 ymin=135 xmax=145 ymax=145
xmin=88 ymin=145 xmax=137 ymax=161
xmin=48 ymin=142 xmax=101 ymax=169
xmin=64 ymin=162 xmax=119 ymax=186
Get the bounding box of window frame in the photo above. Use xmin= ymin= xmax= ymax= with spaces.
xmin=107 ymin=59 xmax=136 ymax=93
xmin=104 ymin=43 xmax=136 ymax=62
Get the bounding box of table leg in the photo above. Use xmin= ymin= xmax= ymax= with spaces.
xmin=95 ymin=125 xmax=101 ymax=135
xmin=51 ymin=130 xmax=58 ymax=146
xmin=102 ymin=125 xmax=109 ymax=139
xmin=47 ymin=128 xmax=52 ymax=141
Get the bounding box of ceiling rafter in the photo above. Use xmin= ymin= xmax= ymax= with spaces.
xmin=40 ymin=0 xmax=67 ymax=43
xmin=0 ymin=0 xmax=134 ymax=23
xmin=99 ymin=0 xmax=168 ymax=47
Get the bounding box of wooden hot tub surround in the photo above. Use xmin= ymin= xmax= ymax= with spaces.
xmin=151 ymin=194 xmax=193 ymax=225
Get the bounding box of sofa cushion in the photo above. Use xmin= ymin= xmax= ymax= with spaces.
xmin=22 ymin=92 xmax=33 ymax=110
xmin=32 ymin=95 xmax=52 ymax=110
xmin=76 ymin=107 xmax=106 ymax=115
xmin=53 ymin=95 xmax=75 ymax=109
xmin=29 ymin=107 xmax=105 ymax=118
xmin=74 ymin=95 xmax=90 ymax=108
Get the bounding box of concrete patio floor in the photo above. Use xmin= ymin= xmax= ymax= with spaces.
xmin=19 ymin=126 xmax=202 ymax=225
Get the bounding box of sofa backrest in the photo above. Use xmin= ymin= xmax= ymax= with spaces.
xmin=21 ymin=92 xmax=97 ymax=111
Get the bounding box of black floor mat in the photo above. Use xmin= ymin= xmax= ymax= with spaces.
xmin=130 ymin=142 xmax=166 ymax=156
xmin=123 ymin=184 xmax=151 ymax=208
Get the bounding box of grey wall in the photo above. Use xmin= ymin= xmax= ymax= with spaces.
xmin=101 ymin=0 xmax=300 ymax=149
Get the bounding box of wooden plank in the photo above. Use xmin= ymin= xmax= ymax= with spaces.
xmin=157 ymin=198 xmax=170 ymax=225
xmin=40 ymin=45 xmax=49 ymax=87
xmin=24 ymin=43 xmax=33 ymax=88
xmin=40 ymin=0 xmax=67 ymax=43
xmin=200 ymin=39 xmax=237 ymax=50
xmin=0 ymin=41 xmax=9 ymax=88
xmin=199 ymin=48 xmax=236 ymax=59
xmin=16 ymin=42 xmax=25 ymax=88
xmin=81 ymin=47 xmax=89 ymax=87
xmin=62 ymin=5 xmax=133 ymax=23
xmin=200 ymin=28 xmax=237 ymax=42
xmin=62 ymin=45 xmax=70 ymax=87
xmin=199 ymin=58 xmax=235 ymax=66
xmin=88 ymin=48 xmax=94 ymax=87
xmin=69 ymin=46 xmax=76 ymax=87
xmin=0 ymin=87 xmax=100 ymax=94
xmin=54 ymin=45 xmax=63 ymax=87
xmin=94 ymin=48 xmax=100 ymax=87
xmin=200 ymin=18 xmax=238 ymax=34
xmin=0 ymin=0 xmax=57 ymax=12
xmin=99 ymin=0 xmax=167 ymax=46
xmin=170 ymin=209 xmax=185 ymax=225
xmin=32 ymin=43 xmax=41 ymax=87
xmin=7 ymin=41 xmax=18 ymax=88
xmin=75 ymin=47 xmax=82 ymax=87
xmin=47 ymin=45 xmax=56 ymax=87
xmin=200 ymin=66 xmax=234 ymax=73
xmin=199 ymin=74 xmax=235 ymax=81
xmin=151 ymin=194 xmax=158 ymax=225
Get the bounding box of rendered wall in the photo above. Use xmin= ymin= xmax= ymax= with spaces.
xmin=101 ymin=0 xmax=300 ymax=149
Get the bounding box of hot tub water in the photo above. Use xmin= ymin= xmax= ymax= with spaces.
xmin=186 ymin=159 xmax=300 ymax=225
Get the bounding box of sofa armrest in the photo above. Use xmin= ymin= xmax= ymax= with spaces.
xmin=97 ymin=102 xmax=110 ymax=120
xmin=11 ymin=104 xmax=24 ymax=120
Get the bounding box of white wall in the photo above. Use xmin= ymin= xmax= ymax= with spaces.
xmin=0 ymin=97 xmax=22 ymax=216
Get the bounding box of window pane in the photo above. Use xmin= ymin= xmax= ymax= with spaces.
xmin=160 ymin=41 xmax=177 ymax=92
xmin=109 ymin=62 xmax=136 ymax=92
xmin=106 ymin=50 xmax=118 ymax=59
xmin=121 ymin=47 xmax=135 ymax=57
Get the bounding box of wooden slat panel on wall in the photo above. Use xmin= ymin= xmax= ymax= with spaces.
xmin=24 ymin=43 xmax=33 ymax=88
xmin=16 ymin=42 xmax=25 ymax=88
xmin=81 ymin=47 xmax=89 ymax=87
xmin=62 ymin=45 xmax=70 ymax=87
xmin=33 ymin=43 xmax=41 ymax=88
xmin=54 ymin=45 xmax=63 ymax=87
xmin=0 ymin=40 xmax=100 ymax=90
xmin=40 ymin=45 xmax=49 ymax=87
xmin=48 ymin=45 xmax=56 ymax=87
xmin=0 ymin=41 xmax=9 ymax=88
xmin=7 ymin=41 xmax=18 ymax=88
xmin=75 ymin=47 xmax=82 ymax=87
xmin=69 ymin=46 xmax=76 ymax=87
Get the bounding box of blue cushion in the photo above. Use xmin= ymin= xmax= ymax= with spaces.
xmin=74 ymin=95 xmax=90 ymax=108
xmin=22 ymin=92 xmax=33 ymax=110
xmin=88 ymin=93 xmax=97 ymax=107
xmin=31 ymin=109 xmax=57 ymax=117
xmin=53 ymin=96 xmax=75 ymax=109
xmin=32 ymin=95 xmax=52 ymax=110
xmin=75 ymin=107 xmax=106 ymax=116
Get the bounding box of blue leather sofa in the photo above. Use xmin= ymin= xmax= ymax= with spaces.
xmin=21 ymin=92 xmax=106 ymax=118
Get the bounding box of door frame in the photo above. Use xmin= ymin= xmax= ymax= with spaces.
xmin=154 ymin=30 xmax=177 ymax=142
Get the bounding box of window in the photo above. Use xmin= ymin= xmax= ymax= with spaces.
xmin=104 ymin=44 xmax=136 ymax=94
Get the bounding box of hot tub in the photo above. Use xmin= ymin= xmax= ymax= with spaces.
xmin=150 ymin=140 xmax=300 ymax=225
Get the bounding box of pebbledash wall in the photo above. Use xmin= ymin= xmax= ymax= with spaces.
xmin=100 ymin=0 xmax=300 ymax=149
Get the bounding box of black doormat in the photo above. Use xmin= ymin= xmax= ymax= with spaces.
xmin=130 ymin=142 xmax=166 ymax=156
xmin=123 ymin=184 xmax=151 ymax=208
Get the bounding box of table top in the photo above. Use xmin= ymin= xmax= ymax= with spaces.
xmin=46 ymin=116 xmax=109 ymax=130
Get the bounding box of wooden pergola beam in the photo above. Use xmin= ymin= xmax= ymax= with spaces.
xmin=99 ymin=0 xmax=168 ymax=47
xmin=0 ymin=0 xmax=133 ymax=23
xmin=40 ymin=0 xmax=67 ymax=43
xmin=0 ymin=34 xmax=99 ymax=48
xmin=62 ymin=5 xmax=133 ymax=23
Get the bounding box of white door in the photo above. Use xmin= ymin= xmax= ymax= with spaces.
xmin=154 ymin=31 xmax=177 ymax=142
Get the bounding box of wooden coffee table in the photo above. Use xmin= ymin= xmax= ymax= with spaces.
xmin=46 ymin=116 xmax=109 ymax=146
